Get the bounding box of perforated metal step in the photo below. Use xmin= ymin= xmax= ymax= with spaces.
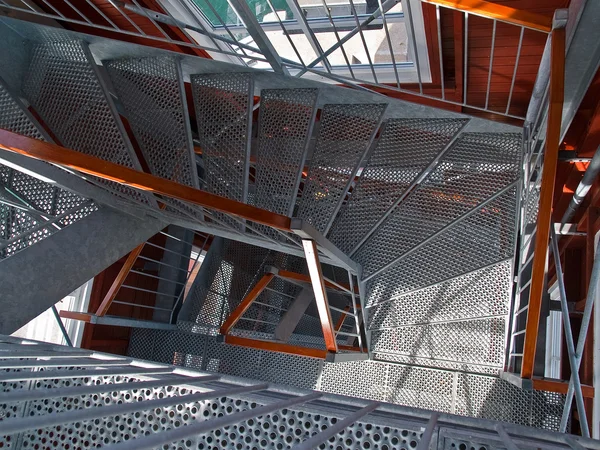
xmin=0 ymin=80 xmax=96 ymax=259
xmin=252 ymin=88 xmax=318 ymax=216
xmin=327 ymin=118 xmax=469 ymax=254
xmin=104 ymin=56 xmax=198 ymax=189
xmin=20 ymin=40 xmax=152 ymax=206
xmin=191 ymin=72 xmax=253 ymax=202
xmin=296 ymin=103 xmax=387 ymax=233
xmin=355 ymin=133 xmax=521 ymax=277
xmin=366 ymin=185 xmax=518 ymax=307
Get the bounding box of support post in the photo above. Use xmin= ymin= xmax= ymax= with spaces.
xmin=301 ymin=239 xmax=338 ymax=352
xmin=521 ymin=14 xmax=566 ymax=379
xmin=550 ymin=227 xmax=589 ymax=437
xmin=274 ymin=288 xmax=314 ymax=342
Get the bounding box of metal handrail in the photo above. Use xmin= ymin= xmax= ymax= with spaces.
xmin=0 ymin=0 xmax=551 ymax=121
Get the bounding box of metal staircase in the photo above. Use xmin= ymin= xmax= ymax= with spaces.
xmin=0 ymin=14 xmax=567 ymax=435
xmin=2 ymin=335 xmax=593 ymax=450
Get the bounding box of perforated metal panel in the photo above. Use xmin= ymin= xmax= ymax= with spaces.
xmin=367 ymin=260 xmax=512 ymax=329
xmin=1 ymin=370 xmax=31 ymax=449
xmin=295 ymin=103 xmax=386 ymax=233
xmin=366 ymin=186 xmax=518 ymax=306
xmin=127 ymin=328 xmax=566 ymax=431
xmin=371 ymin=317 xmax=507 ymax=367
xmin=21 ymin=40 xmax=150 ymax=205
xmin=328 ymin=119 xmax=468 ymax=253
xmin=0 ymin=80 xmax=97 ymax=259
xmin=253 ymin=89 xmax=318 ymax=216
xmin=386 ymin=365 xmax=454 ymax=413
xmin=191 ymin=73 xmax=253 ymax=202
xmin=105 ymin=56 xmax=198 ymax=188
xmin=319 ymin=360 xmax=388 ymax=401
xmin=0 ymin=82 xmax=45 ymax=140
xmin=205 ymin=336 xmax=322 ymax=390
xmin=454 ymin=374 xmax=565 ymax=430
xmin=356 ymin=133 xmax=521 ymax=277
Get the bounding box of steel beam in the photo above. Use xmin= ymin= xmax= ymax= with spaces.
xmin=302 ymin=239 xmax=338 ymax=352
xmin=521 ymin=17 xmax=566 ymax=379
xmin=274 ymin=288 xmax=314 ymax=342
xmin=550 ymin=228 xmax=589 ymax=437
xmin=227 ymin=0 xmax=288 ymax=74
xmin=0 ymin=129 xmax=292 ymax=231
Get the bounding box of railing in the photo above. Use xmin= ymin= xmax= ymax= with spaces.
xmin=219 ymin=265 xmax=368 ymax=362
xmin=0 ymin=129 xmax=364 ymax=352
xmin=507 ymin=9 xmax=566 ymax=377
xmin=60 ymin=228 xmax=210 ymax=327
xmin=502 ymin=7 xmax=599 ymax=439
xmin=0 ymin=0 xmax=552 ymax=121
xmin=1 ymin=334 xmax=599 ymax=449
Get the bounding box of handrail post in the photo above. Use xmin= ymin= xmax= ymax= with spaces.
xmin=520 ymin=10 xmax=567 ymax=379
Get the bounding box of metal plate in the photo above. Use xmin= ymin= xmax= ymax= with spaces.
xmin=370 ymin=317 xmax=507 ymax=367
xmin=21 ymin=40 xmax=151 ymax=205
xmin=366 ymin=186 xmax=518 ymax=306
xmin=386 ymin=364 xmax=454 ymax=413
xmin=105 ymin=56 xmax=198 ymax=188
xmin=191 ymin=73 xmax=253 ymax=202
xmin=455 ymin=374 xmax=565 ymax=430
xmin=328 ymin=118 xmax=469 ymax=254
xmin=253 ymin=88 xmax=318 ymax=216
xmin=367 ymin=260 xmax=512 ymax=329
xmin=355 ymin=133 xmax=521 ymax=277
xmin=0 ymin=81 xmax=45 ymax=141
xmin=295 ymin=103 xmax=386 ymax=233
xmin=319 ymin=360 xmax=388 ymax=402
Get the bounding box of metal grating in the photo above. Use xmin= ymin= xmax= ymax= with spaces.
xmin=370 ymin=317 xmax=507 ymax=367
xmin=366 ymin=186 xmax=518 ymax=306
xmin=105 ymin=56 xmax=198 ymax=188
xmin=367 ymin=260 xmax=512 ymax=329
xmin=387 ymin=364 xmax=454 ymax=413
xmin=205 ymin=336 xmax=322 ymax=390
xmin=295 ymin=103 xmax=386 ymax=233
xmin=128 ymin=330 xmax=566 ymax=431
xmin=328 ymin=118 xmax=469 ymax=253
xmin=21 ymin=41 xmax=150 ymax=205
xmin=191 ymin=73 xmax=253 ymax=202
xmin=455 ymin=374 xmax=564 ymax=431
xmin=253 ymin=88 xmax=318 ymax=216
xmin=0 ymin=81 xmax=45 ymax=140
xmin=319 ymin=360 xmax=388 ymax=402
xmin=356 ymin=133 xmax=521 ymax=277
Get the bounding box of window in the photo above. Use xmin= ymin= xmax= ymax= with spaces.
xmin=162 ymin=0 xmax=431 ymax=84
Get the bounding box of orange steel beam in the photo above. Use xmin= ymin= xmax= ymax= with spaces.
xmin=302 ymin=239 xmax=338 ymax=352
xmin=224 ymin=335 xmax=328 ymax=359
xmin=0 ymin=129 xmax=292 ymax=231
xmin=532 ymin=378 xmax=595 ymax=398
xmin=422 ymin=0 xmax=552 ymax=32
xmin=59 ymin=311 xmax=93 ymax=323
xmin=96 ymin=242 xmax=146 ymax=316
xmin=521 ymin=26 xmax=566 ymax=379
xmin=220 ymin=273 xmax=275 ymax=335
